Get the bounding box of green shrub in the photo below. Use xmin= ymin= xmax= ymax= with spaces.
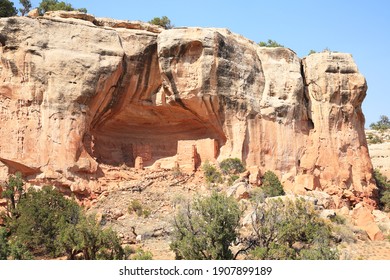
xmin=172 ymin=165 xmax=183 ymax=178
xmin=128 ymin=199 xmax=151 ymax=218
xmin=332 ymin=224 xmax=356 ymax=243
xmin=202 ymin=161 xmax=222 ymax=185
xmin=19 ymin=0 xmax=32 ymax=16
xmin=7 ymin=239 xmax=32 ymax=260
xmin=219 ymin=158 xmax=245 ymax=175
xmin=171 ymin=192 xmax=241 ymax=260
xmin=171 ymin=193 xmax=186 ymax=208
xmin=249 ymin=187 xmax=266 ymax=203
xmin=148 ymin=16 xmax=173 ymax=29
xmin=249 ymin=197 xmax=337 ymax=260
xmin=38 ymin=0 xmax=87 ymax=15
xmin=142 ymin=208 xmax=151 ymax=218
xmin=58 ymin=215 xmax=125 ymax=260
xmin=128 ymin=199 xmax=143 ymax=216
xmin=123 ymin=246 xmax=135 ymax=259
xmin=1 ymin=175 xmax=126 ymax=259
xmin=131 ymin=248 xmax=153 ymax=260
xmin=370 ymin=115 xmax=390 ymax=131
xmin=374 ymin=169 xmax=390 ymax=211
xmin=330 ymin=214 xmax=346 ymax=225
xmin=0 ymin=0 xmax=17 ymax=17
xmin=261 ymin=171 xmax=285 ymax=197
xmin=367 ymin=133 xmax=383 ymax=144
xmin=227 ymin=175 xmax=240 ymax=185
xmin=258 ymin=39 xmax=284 ymax=48
xmin=2 ymin=171 xmax=25 ymax=218
xmin=0 ymin=227 xmax=9 ymax=260
xmin=381 ymin=192 xmax=390 ymax=212
xmin=8 ymin=186 xmax=81 ymax=257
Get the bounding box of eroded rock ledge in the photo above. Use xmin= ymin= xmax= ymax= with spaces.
xmin=0 ymin=12 xmax=376 ymax=208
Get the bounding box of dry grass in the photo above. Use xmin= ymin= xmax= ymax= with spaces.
xmin=339 ymin=240 xmax=390 ymax=260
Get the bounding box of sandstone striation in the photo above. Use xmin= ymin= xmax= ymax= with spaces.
xmin=367 ymin=130 xmax=390 ymax=178
xmin=0 ymin=12 xmax=377 ymax=207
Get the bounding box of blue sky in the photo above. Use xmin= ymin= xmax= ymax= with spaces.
xmin=19 ymin=0 xmax=389 ymax=127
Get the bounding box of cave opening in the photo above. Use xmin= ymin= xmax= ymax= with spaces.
xmin=85 ymin=103 xmax=223 ymax=168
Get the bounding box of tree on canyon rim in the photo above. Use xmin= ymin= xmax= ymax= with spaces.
xmin=18 ymin=0 xmax=31 ymax=16
xmin=0 ymin=0 xmax=17 ymax=17
xmin=258 ymin=39 xmax=284 ymax=48
xmin=38 ymin=0 xmax=87 ymax=15
xmin=148 ymin=16 xmax=173 ymax=29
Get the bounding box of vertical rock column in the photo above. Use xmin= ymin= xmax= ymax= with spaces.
xmin=301 ymin=52 xmax=377 ymax=207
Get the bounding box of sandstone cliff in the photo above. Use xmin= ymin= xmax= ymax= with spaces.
xmin=367 ymin=130 xmax=390 ymax=179
xmin=0 ymin=12 xmax=377 ymax=207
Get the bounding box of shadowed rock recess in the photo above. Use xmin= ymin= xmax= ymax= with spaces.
xmin=0 ymin=13 xmax=377 ymax=207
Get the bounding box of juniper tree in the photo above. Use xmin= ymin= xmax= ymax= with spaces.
xmin=171 ymin=192 xmax=241 ymax=260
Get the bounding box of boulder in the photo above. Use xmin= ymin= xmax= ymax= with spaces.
xmin=43 ymin=10 xmax=96 ymax=24
xmin=27 ymin=8 xmax=39 ymax=18
xmin=226 ymin=182 xmax=251 ymax=200
xmin=320 ymin=209 xmax=336 ymax=219
xmin=248 ymin=166 xmax=261 ymax=186
xmin=352 ymin=204 xmax=384 ymax=241
xmin=306 ymin=191 xmax=334 ymax=209
xmin=372 ymin=210 xmax=390 ymax=235
xmin=135 ymin=156 xmax=144 ymax=170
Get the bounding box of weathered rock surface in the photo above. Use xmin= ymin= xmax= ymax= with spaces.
xmin=226 ymin=182 xmax=251 ymax=200
xmin=352 ymin=203 xmax=384 ymax=241
xmin=367 ymin=129 xmax=390 ymax=178
xmin=0 ymin=13 xmax=377 ymax=207
xmin=369 ymin=142 xmax=390 ymax=178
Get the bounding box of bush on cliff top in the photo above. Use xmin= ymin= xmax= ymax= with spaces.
xmin=202 ymin=161 xmax=223 ymax=185
xmin=0 ymin=0 xmax=17 ymax=17
xmin=258 ymin=39 xmax=284 ymax=48
xmin=38 ymin=0 xmax=87 ymax=15
xmin=148 ymin=16 xmax=173 ymax=29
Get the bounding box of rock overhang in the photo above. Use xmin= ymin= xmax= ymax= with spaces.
xmin=0 ymin=13 xmax=377 ymax=208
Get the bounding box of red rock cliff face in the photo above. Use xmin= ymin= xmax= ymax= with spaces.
xmin=0 ymin=13 xmax=376 ymax=207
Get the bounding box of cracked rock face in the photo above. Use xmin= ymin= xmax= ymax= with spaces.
xmin=0 ymin=13 xmax=377 ymax=207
